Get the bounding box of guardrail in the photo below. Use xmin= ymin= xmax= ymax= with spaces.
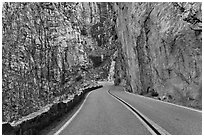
xmin=2 ymin=85 xmax=103 ymax=135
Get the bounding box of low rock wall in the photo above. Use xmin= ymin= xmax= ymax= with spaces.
xmin=2 ymin=85 xmax=103 ymax=135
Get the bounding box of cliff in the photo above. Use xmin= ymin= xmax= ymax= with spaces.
xmin=114 ymin=2 xmax=202 ymax=109
xmin=2 ymin=2 xmax=202 ymax=126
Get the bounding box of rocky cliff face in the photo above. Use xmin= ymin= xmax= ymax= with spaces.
xmin=114 ymin=2 xmax=202 ymax=108
xmin=2 ymin=2 xmax=202 ymax=124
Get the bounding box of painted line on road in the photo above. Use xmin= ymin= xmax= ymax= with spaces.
xmin=54 ymin=90 xmax=94 ymax=135
xmin=123 ymin=88 xmax=202 ymax=113
xmin=108 ymin=90 xmax=170 ymax=135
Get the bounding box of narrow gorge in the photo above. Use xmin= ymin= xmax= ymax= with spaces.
xmin=2 ymin=2 xmax=202 ymax=133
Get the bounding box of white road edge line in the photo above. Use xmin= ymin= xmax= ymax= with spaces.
xmin=53 ymin=90 xmax=93 ymax=135
xmin=124 ymin=88 xmax=202 ymax=113
xmin=108 ymin=90 xmax=170 ymax=135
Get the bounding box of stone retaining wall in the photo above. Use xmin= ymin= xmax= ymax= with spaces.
xmin=2 ymin=85 xmax=103 ymax=135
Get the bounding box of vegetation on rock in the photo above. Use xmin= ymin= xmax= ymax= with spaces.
xmin=2 ymin=2 xmax=202 ymax=124
xmin=2 ymin=2 xmax=117 ymax=123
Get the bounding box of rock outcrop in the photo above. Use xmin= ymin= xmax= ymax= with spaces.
xmin=114 ymin=2 xmax=202 ymax=109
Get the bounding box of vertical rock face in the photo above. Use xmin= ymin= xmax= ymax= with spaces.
xmin=114 ymin=2 xmax=202 ymax=108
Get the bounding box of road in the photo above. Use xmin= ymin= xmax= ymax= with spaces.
xmin=53 ymin=82 xmax=202 ymax=135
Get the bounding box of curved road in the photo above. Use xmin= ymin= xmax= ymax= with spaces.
xmin=53 ymin=82 xmax=202 ymax=135
xmin=110 ymin=85 xmax=202 ymax=135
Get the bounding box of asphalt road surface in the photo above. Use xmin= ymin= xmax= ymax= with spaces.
xmin=53 ymin=82 xmax=202 ymax=135
xmin=110 ymin=85 xmax=202 ymax=135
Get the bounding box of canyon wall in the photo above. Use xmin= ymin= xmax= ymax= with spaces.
xmin=114 ymin=2 xmax=202 ymax=108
